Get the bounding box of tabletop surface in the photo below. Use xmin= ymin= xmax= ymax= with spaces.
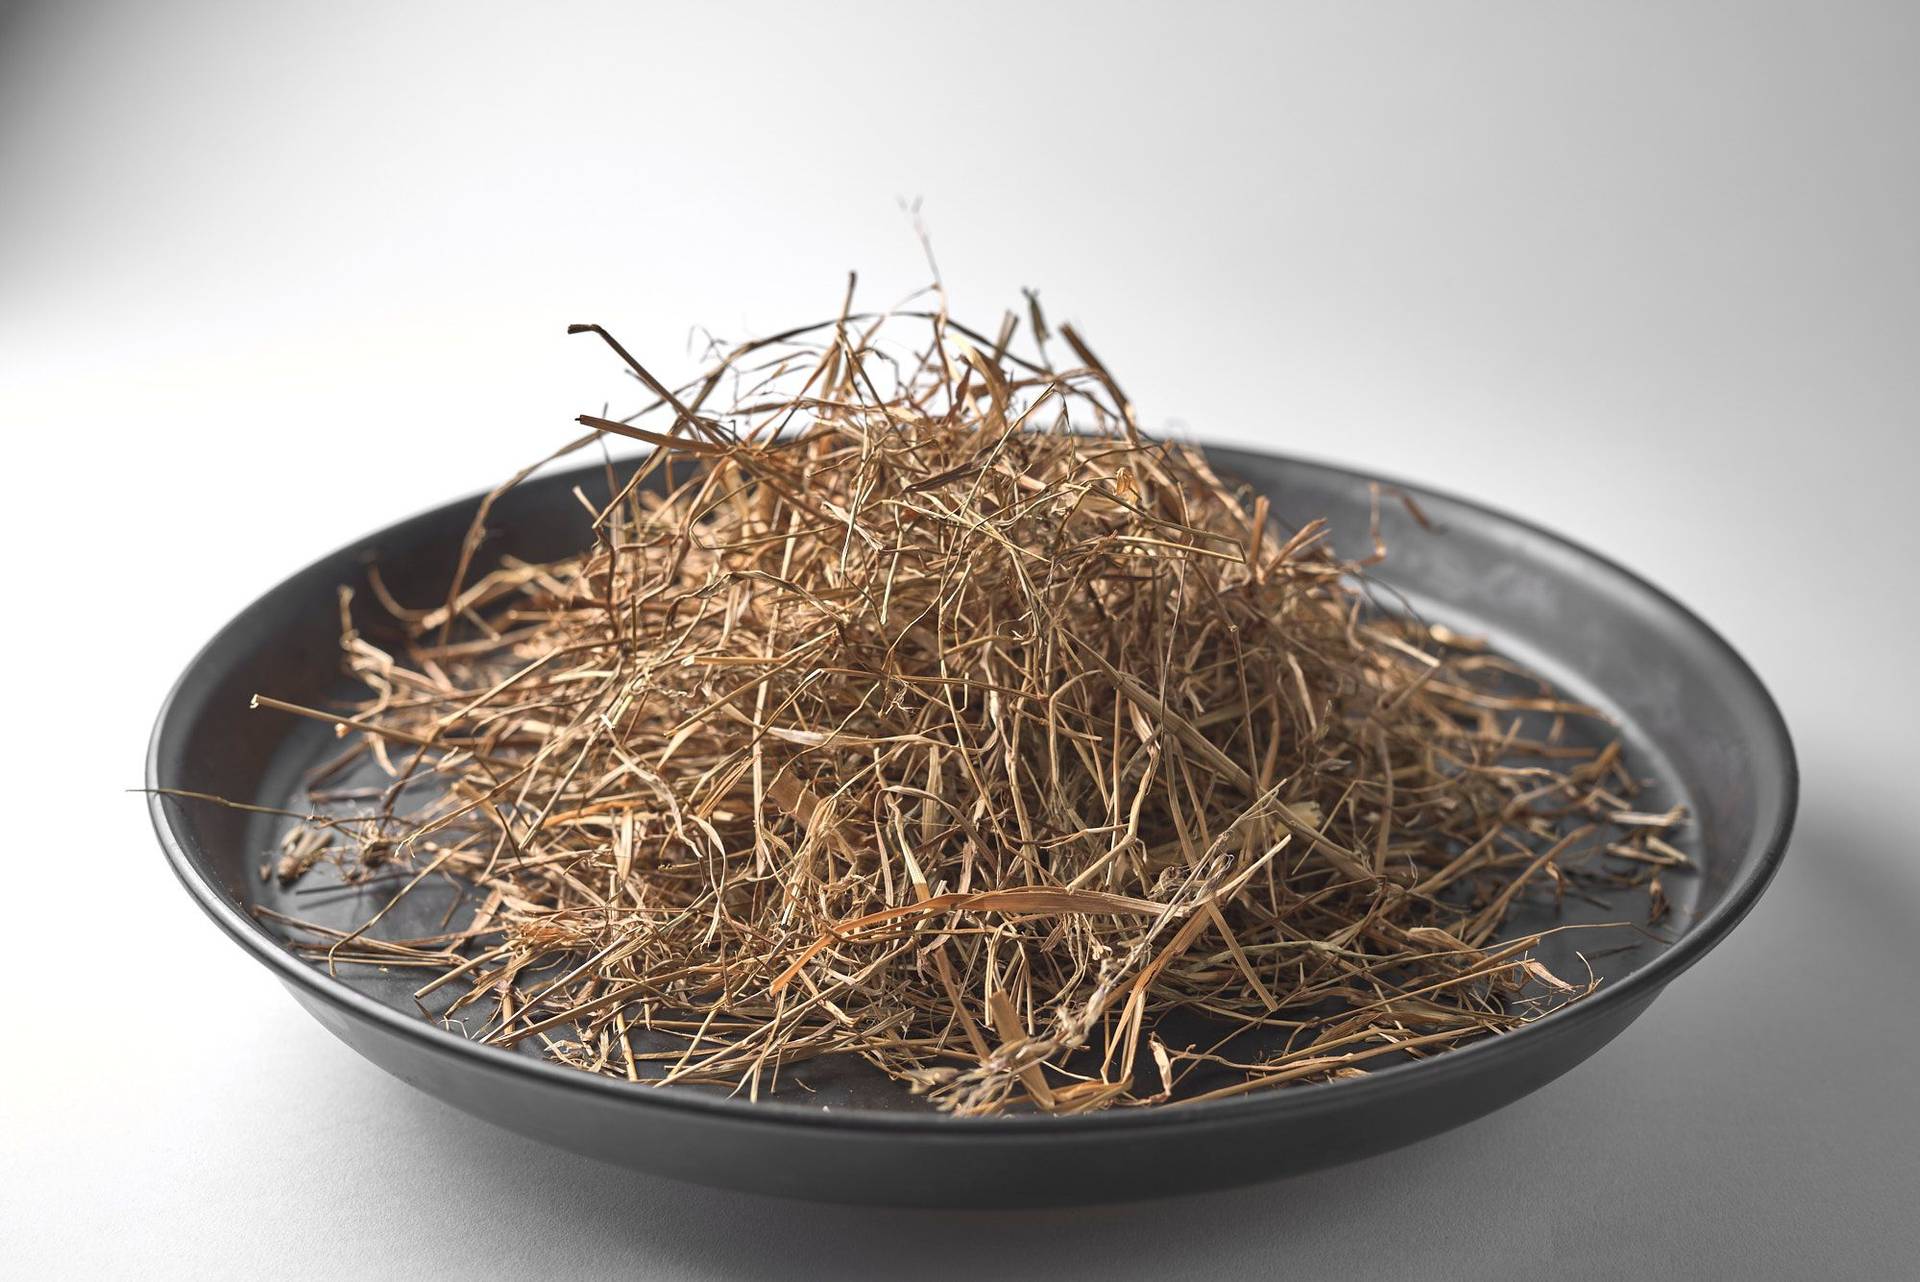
xmin=3 ymin=3 xmax=1915 ymax=1277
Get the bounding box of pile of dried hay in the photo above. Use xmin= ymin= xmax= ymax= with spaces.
xmin=258 ymin=286 xmax=1677 ymax=1114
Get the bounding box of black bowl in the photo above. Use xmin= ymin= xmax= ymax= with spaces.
xmin=147 ymin=445 xmax=1795 ymax=1206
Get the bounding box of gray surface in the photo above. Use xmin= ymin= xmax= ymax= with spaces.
xmin=1 ymin=1 xmax=1914 ymax=1276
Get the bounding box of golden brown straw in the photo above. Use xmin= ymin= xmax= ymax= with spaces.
xmin=252 ymin=282 xmax=1681 ymax=1114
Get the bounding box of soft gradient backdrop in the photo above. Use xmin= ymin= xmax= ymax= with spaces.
xmin=3 ymin=2 xmax=1915 ymax=1277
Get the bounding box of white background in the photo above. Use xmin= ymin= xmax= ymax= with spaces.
xmin=3 ymin=2 xmax=1915 ymax=1276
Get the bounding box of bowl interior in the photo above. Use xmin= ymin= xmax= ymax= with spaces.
xmin=151 ymin=446 xmax=1793 ymax=1117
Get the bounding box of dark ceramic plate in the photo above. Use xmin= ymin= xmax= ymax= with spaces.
xmin=147 ymin=445 xmax=1795 ymax=1206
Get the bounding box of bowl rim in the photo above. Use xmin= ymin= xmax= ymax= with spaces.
xmin=146 ymin=442 xmax=1798 ymax=1136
